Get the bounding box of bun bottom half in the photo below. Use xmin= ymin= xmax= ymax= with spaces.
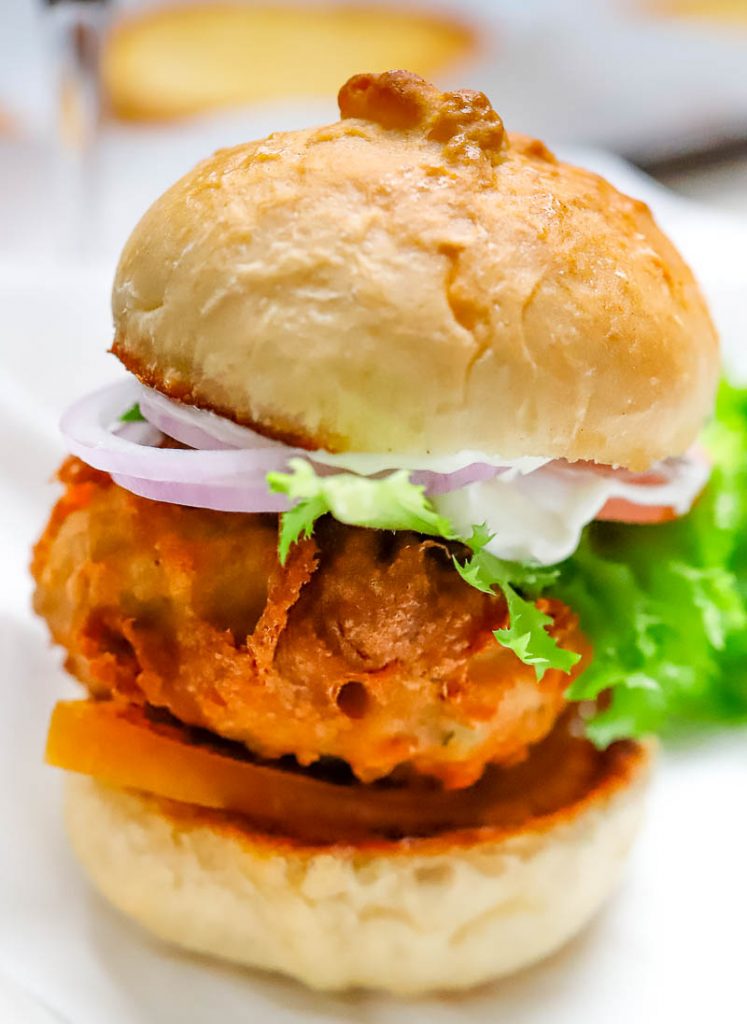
xmin=63 ymin=740 xmax=650 ymax=994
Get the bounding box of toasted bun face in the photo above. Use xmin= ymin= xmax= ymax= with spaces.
xmin=64 ymin=740 xmax=650 ymax=994
xmin=112 ymin=71 xmax=717 ymax=470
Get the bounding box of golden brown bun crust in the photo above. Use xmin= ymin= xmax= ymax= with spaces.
xmin=63 ymin=739 xmax=650 ymax=993
xmin=112 ymin=71 xmax=718 ymax=469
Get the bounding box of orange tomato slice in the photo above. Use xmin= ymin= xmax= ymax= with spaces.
xmin=583 ymin=455 xmax=708 ymax=525
xmin=45 ymin=700 xmax=616 ymax=844
xmin=596 ymin=496 xmax=678 ymax=524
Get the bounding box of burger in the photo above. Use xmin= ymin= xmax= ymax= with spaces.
xmin=33 ymin=71 xmax=737 ymax=994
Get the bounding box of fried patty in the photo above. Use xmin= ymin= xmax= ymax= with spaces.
xmin=32 ymin=458 xmax=586 ymax=788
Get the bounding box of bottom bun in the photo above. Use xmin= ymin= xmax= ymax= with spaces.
xmin=63 ymin=738 xmax=650 ymax=994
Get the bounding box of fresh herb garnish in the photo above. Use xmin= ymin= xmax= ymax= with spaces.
xmin=120 ymin=403 xmax=145 ymax=423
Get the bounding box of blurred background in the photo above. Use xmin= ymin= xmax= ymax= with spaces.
xmin=1 ymin=8 xmax=747 ymax=1020
xmin=1 ymin=0 xmax=747 ymax=268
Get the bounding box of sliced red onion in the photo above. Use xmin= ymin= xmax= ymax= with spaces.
xmin=111 ymin=473 xmax=290 ymax=513
xmin=558 ymin=448 xmax=711 ymax=514
xmin=138 ymin=386 xmax=281 ymax=452
xmin=409 ymin=462 xmax=504 ymax=496
xmin=60 ymin=379 xmax=710 ymax=522
xmin=60 ymin=380 xmax=295 ymax=483
xmin=116 ymin=419 xmax=164 ymax=447
xmin=138 ymin=384 xmax=546 ymax=477
xmin=61 ymin=381 xmax=515 ymax=513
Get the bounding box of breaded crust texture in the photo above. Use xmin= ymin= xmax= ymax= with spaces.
xmin=32 ymin=460 xmax=585 ymax=787
xmin=112 ymin=71 xmax=717 ymax=469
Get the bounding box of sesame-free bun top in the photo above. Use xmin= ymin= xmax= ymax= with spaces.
xmin=112 ymin=71 xmax=718 ymax=469
xmin=64 ymin=737 xmax=650 ymax=993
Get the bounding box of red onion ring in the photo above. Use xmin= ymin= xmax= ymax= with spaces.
xmin=138 ymin=386 xmax=280 ymax=453
xmin=61 ymin=380 xmax=294 ymax=482
xmin=137 ymin=385 xmax=526 ymax=479
xmin=60 ymin=380 xmax=511 ymax=512
xmin=111 ymin=474 xmax=290 ymax=513
xmin=61 ymin=380 xmax=708 ymax=520
xmin=411 ymin=462 xmax=505 ymax=496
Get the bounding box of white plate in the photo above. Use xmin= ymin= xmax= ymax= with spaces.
xmin=0 ymin=157 xmax=746 ymax=1023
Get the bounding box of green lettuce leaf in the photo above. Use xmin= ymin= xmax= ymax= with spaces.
xmin=267 ymin=458 xmax=455 ymax=562
xmin=120 ymin=402 xmax=145 ymax=423
xmin=453 ymin=531 xmax=580 ymax=680
xmin=496 ymin=587 xmax=581 ymax=681
xmin=556 ymin=379 xmax=747 ymax=743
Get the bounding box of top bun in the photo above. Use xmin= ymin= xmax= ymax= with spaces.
xmin=112 ymin=71 xmax=718 ymax=469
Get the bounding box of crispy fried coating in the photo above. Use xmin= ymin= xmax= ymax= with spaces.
xmin=32 ymin=459 xmax=586 ymax=787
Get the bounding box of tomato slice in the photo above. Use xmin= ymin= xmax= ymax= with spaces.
xmin=596 ymin=496 xmax=678 ymax=524
xmin=582 ymin=450 xmax=709 ymax=525
xmin=45 ymin=699 xmax=627 ymax=844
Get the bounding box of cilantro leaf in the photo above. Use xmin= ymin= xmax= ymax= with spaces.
xmin=120 ymin=403 xmax=145 ymax=423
